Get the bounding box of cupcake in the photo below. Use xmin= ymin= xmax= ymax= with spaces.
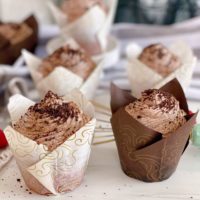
xmin=111 ymin=78 xmax=197 ymax=182
xmin=126 ymin=41 xmax=197 ymax=97
xmin=23 ymin=43 xmax=103 ymax=99
xmin=0 ymin=15 xmax=38 ymax=64
xmin=48 ymin=0 xmax=117 ymax=55
xmin=4 ymin=89 xmax=96 ymax=195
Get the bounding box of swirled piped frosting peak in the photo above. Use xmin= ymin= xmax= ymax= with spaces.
xmin=138 ymin=43 xmax=181 ymax=77
xmin=61 ymin=0 xmax=107 ymax=23
xmin=125 ymin=89 xmax=186 ymax=137
xmin=0 ymin=23 xmax=32 ymax=44
xmin=38 ymin=45 xmax=96 ymax=80
xmin=13 ymin=91 xmax=91 ymax=151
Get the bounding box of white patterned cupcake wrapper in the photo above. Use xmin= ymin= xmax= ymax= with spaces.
xmin=4 ymin=89 xmax=96 ymax=195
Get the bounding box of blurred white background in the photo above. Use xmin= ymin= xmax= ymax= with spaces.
xmin=0 ymin=0 xmax=61 ymax=24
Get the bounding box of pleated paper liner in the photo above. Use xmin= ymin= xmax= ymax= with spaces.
xmin=4 ymin=89 xmax=96 ymax=195
xmin=110 ymin=78 xmax=198 ymax=182
xmin=0 ymin=15 xmax=38 ymax=65
xmin=22 ymin=46 xmax=104 ymax=99
xmin=48 ymin=0 xmax=118 ymax=55
xmin=126 ymin=41 xmax=197 ymax=98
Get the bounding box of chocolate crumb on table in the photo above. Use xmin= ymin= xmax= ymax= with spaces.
xmin=16 ymin=178 xmax=21 ymax=182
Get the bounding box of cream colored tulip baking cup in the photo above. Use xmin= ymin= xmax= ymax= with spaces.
xmin=126 ymin=41 xmax=197 ymax=98
xmin=22 ymin=49 xmax=104 ymax=99
xmin=4 ymin=89 xmax=96 ymax=195
xmin=48 ymin=0 xmax=118 ymax=53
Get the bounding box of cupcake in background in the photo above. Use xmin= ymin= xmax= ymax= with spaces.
xmin=0 ymin=15 xmax=38 ymax=65
xmin=4 ymin=89 xmax=96 ymax=195
xmin=126 ymin=41 xmax=197 ymax=97
xmin=48 ymin=0 xmax=117 ymax=55
xmin=111 ymin=78 xmax=197 ymax=182
xmin=23 ymin=41 xmax=103 ymax=99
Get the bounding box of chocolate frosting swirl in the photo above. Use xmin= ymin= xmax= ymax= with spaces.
xmin=61 ymin=0 xmax=107 ymax=23
xmin=13 ymin=91 xmax=91 ymax=151
xmin=139 ymin=43 xmax=181 ymax=77
xmin=125 ymin=89 xmax=186 ymax=137
xmin=39 ymin=45 xmax=96 ymax=80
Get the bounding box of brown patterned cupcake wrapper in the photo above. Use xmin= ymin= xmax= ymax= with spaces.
xmin=111 ymin=78 xmax=197 ymax=182
xmin=0 ymin=15 xmax=38 ymax=65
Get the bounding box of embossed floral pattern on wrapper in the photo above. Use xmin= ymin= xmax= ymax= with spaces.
xmin=4 ymin=89 xmax=96 ymax=195
xmin=126 ymin=41 xmax=197 ymax=98
xmin=22 ymin=46 xmax=104 ymax=99
xmin=110 ymin=79 xmax=197 ymax=182
xmin=48 ymin=0 xmax=118 ymax=55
